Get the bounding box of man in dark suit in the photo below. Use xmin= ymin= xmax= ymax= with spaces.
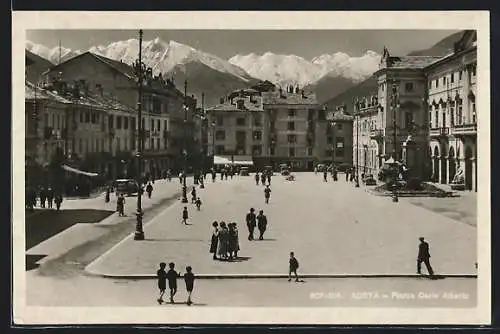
xmin=246 ymin=208 xmax=257 ymax=241
xmin=417 ymin=237 xmax=434 ymax=276
xmin=257 ymin=210 xmax=268 ymax=240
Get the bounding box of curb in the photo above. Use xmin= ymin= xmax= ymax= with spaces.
xmin=83 ymin=270 xmax=478 ymax=280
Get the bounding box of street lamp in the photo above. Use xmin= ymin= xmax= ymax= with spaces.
xmin=181 ymin=79 xmax=189 ymax=203
xmin=133 ymin=29 xmax=145 ymax=240
xmin=199 ymin=92 xmax=206 ymax=189
xmin=330 ymin=121 xmax=336 ymax=170
xmin=391 ymin=82 xmax=399 ymax=203
xmin=354 ymin=102 xmax=360 ymax=187
xmin=211 ymin=120 xmax=216 ymax=170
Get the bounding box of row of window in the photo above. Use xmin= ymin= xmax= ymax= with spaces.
xmin=429 ymin=65 xmax=476 ymax=89
xmin=213 ymin=146 xmax=316 ymax=157
xmin=73 ymin=136 xmax=168 ymax=156
xmin=324 ymin=148 xmax=345 ymax=157
xmin=429 ymin=100 xmax=476 ymax=128
xmin=77 ymin=110 xmax=168 ymax=132
xmin=44 ymin=113 xmax=65 ymax=130
xmin=215 ymin=130 xmax=263 ymax=141
xmin=214 ymin=115 xmax=263 ymax=127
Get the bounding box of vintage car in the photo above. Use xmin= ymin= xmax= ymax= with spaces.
xmin=239 ymin=167 xmax=250 ymax=176
xmin=114 ymin=179 xmax=139 ymax=197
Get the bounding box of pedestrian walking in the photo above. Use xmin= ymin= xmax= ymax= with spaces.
xmin=156 ymin=262 xmax=167 ymax=304
xmin=417 ymin=237 xmax=435 ymax=276
xmin=182 ymin=206 xmax=189 ymax=225
xmin=246 ymin=208 xmax=257 ymax=241
xmin=146 ymin=182 xmax=154 ymax=199
xmin=288 ymin=251 xmax=300 ymax=282
xmin=264 ymin=185 xmax=271 ymax=204
xmin=217 ymin=222 xmax=229 ymax=260
xmin=333 ymin=169 xmax=338 ymax=182
xmin=255 ymin=172 xmax=260 ymax=185
xmin=345 ymin=169 xmax=349 ymax=181
xmin=314 ymin=166 xmax=318 ymax=175
xmin=39 ymin=187 xmax=47 ymax=208
xmin=210 ymin=221 xmax=219 ymax=260
xmin=54 ymin=194 xmax=63 ymax=211
xmin=166 ymin=262 xmax=179 ymax=303
xmin=117 ymin=194 xmax=125 ymax=216
xmin=257 ymin=210 xmax=268 ymax=240
xmin=195 ymin=197 xmax=202 ymax=211
xmin=228 ymin=222 xmax=240 ymax=259
xmin=191 ymin=187 xmax=197 ymax=204
xmin=184 ymin=266 xmax=195 ymax=306
xmin=260 ymin=172 xmax=266 ymax=186
xmin=105 ymin=187 xmax=110 ymax=203
xmin=267 ymin=173 xmax=272 ymax=186
xmin=323 ymin=170 xmax=328 ymax=182
xmin=211 ymin=170 xmax=216 ymax=183
xmin=47 ymin=187 xmax=54 ymax=208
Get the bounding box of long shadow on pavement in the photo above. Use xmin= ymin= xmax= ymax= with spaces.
xmin=25 ymin=209 xmax=114 ymax=250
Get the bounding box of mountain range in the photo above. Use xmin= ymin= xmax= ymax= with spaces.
xmin=25 ymin=31 xmax=459 ymax=106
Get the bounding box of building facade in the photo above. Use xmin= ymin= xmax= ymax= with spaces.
xmin=206 ymin=86 xmax=322 ymax=171
xmin=262 ymin=86 xmax=321 ymax=170
xmin=42 ymin=52 xmax=197 ymax=178
xmin=350 ymin=49 xmax=441 ymax=179
xmin=206 ymin=89 xmax=265 ymax=167
xmin=424 ymin=30 xmax=477 ymax=191
xmin=323 ymin=105 xmax=354 ymax=168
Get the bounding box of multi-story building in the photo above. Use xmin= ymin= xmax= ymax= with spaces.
xmin=262 ymin=86 xmax=320 ymax=170
xmin=206 ymin=85 xmax=322 ymax=171
xmin=351 ymin=49 xmax=441 ymax=179
xmin=206 ymin=89 xmax=265 ymax=167
xmin=322 ymin=105 xmax=354 ymax=167
xmin=424 ymin=30 xmax=477 ymax=191
xmin=42 ymin=52 xmax=197 ymax=178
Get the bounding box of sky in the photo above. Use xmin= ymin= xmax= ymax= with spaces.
xmin=26 ymin=30 xmax=459 ymax=60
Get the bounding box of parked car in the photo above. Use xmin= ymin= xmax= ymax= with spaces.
xmin=239 ymin=167 xmax=250 ymax=176
xmin=114 ymin=179 xmax=139 ymax=197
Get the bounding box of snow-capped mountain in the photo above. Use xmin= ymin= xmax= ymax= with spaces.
xmin=229 ymin=50 xmax=381 ymax=87
xmin=25 ymin=40 xmax=82 ymax=64
xmin=26 ymin=37 xmax=380 ymax=104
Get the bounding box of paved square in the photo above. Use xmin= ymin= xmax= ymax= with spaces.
xmin=86 ymin=173 xmax=477 ymax=277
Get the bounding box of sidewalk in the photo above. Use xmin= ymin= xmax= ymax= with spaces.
xmin=85 ymin=173 xmax=477 ymax=279
xmin=26 ymin=177 xmax=195 ymax=266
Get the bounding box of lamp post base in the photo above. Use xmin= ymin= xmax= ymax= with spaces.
xmin=134 ymin=209 xmax=145 ymax=240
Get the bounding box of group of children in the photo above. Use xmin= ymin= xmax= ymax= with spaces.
xmin=156 ymin=262 xmax=195 ymax=305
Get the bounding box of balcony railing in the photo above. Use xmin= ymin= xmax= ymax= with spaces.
xmin=429 ymin=127 xmax=450 ymax=137
xmin=452 ymin=123 xmax=477 ymax=136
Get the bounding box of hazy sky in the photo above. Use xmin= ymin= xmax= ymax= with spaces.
xmin=27 ymin=30 xmax=459 ymax=60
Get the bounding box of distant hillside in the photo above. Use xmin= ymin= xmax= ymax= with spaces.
xmin=407 ymin=31 xmax=464 ymax=56
xmin=25 ymin=49 xmax=54 ymax=83
xmin=304 ymin=75 xmax=359 ymax=104
xmin=323 ymin=76 xmax=378 ymax=114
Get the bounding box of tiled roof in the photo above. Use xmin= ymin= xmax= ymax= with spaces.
xmin=385 ymin=56 xmax=442 ymax=69
xmin=262 ymin=91 xmax=318 ymax=105
xmin=206 ymin=98 xmax=264 ymax=112
xmin=25 ymin=81 xmax=135 ymax=112
xmin=92 ymin=53 xmax=136 ymax=79
xmin=327 ymin=110 xmax=354 ymax=121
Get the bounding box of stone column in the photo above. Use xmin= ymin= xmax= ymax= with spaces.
xmin=472 ymin=157 xmax=477 ymax=192
xmin=463 ymin=65 xmax=471 ymax=124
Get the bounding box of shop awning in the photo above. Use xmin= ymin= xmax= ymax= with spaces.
xmin=62 ymin=164 xmax=99 ymax=177
xmin=213 ymin=155 xmax=254 ymax=166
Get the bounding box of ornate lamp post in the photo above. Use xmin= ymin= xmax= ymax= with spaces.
xmin=211 ymin=120 xmax=216 ymax=169
xmin=199 ymin=92 xmax=206 ymax=189
xmin=181 ymin=79 xmax=189 ymax=203
xmin=133 ymin=29 xmax=145 ymax=240
xmin=330 ymin=120 xmax=336 ymax=169
xmin=354 ymin=101 xmax=360 ymax=187
xmin=391 ymin=82 xmax=400 ymax=202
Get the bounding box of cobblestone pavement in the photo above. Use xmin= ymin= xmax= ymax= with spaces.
xmin=85 ymin=173 xmax=477 ymax=277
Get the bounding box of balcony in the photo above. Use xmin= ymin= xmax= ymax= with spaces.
xmin=369 ymin=129 xmax=384 ymax=139
xmin=429 ymin=127 xmax=450 ymax=137
xmin=452 ymin=123 xmax=477 ymax=136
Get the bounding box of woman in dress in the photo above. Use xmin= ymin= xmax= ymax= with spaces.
xmin=229 ymin=222 xmax=240 ymax=259
xmin=210 ymin=221 xmax=219 ymax=260
xmin=217 ymin=222 xmax=229 ymax=261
